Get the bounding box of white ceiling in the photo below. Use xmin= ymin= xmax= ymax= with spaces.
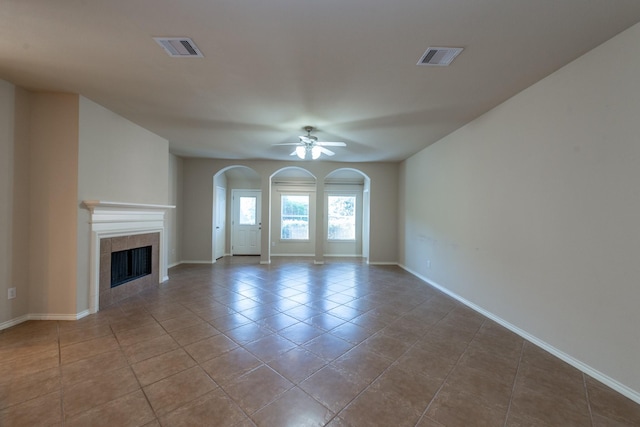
xmin=2 ymin=0 xmax=640 ymax=162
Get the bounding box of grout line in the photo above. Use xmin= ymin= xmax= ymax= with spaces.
xmin=502 ymin=338 xmax=526 ymax=427
xmin=114 ymin=314 xmax=161 ymax=426
xmin=314 ymin=339 xmax=399 ymax=418
xmin=199 ymin=362 xmax=257 ymax=426
xmin=8 ymin=260 xmax=632 ymax=426
xmin=56 ymin=321 xmax=66 ymax=425
xmin=332 ymin=304 xmax=460 ymax=425
xmin=583 ymin=373 xmax=596 ymax=427
xmin=414 ymin=318 xmax=486 ymax=426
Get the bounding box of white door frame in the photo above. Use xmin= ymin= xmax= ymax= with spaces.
xmin=214 ymin=186 xmax=226 ymax=259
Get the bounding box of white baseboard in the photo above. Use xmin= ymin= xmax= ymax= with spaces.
xmin=323 ymin=254 xmax=363 ymax=257
xmin=168 ymin=261 xmax=181 ymax=269
xmin=265 ymin=254 xmax=367 ymax=261
xmin=0 ymin=314 xmax=30 ymax=331
xmin=259 ymin=260 xmax=271 ymax=265
xmin=1 ymin=310 xmax=91 ymax=330
xmin=399 ymin=264 xmax=640 ymax=405
xmin=314 ymin=261 xmax=325 ymax=265
xmin=28 ymin=312 xmax=88 ymax=321
xmin=367 ymin=261 xmax=398 ymax=266
xmin=180 ymin=260 xmax=214 ymax=264
xmin=271 ymin=253 xmax=315 ymax=257
xmin=74 ymin=310 xmax=91 ymax=320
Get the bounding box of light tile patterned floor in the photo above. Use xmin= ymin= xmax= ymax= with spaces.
xmin=1 ymin=257 xmax=639 ymax=426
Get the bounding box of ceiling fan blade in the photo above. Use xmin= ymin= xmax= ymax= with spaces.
xmin=290 ymin=150 xmax=298 ymax=156
xmin=316 ymin=141 xmax=346 ymax=147
xmin=273 ymin=143 xmax=302 ymax=146
xmin=318 ymin=147 xmax=335 ymax=156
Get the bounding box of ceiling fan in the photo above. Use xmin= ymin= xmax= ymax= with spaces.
xmin=274 ymin=126 xmax=346 ymax=159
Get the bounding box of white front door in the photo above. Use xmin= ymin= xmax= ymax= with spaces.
xmin=214 ymin=186 xmax=226 ymax=259
xmin=232 ymin=190 xmax=261 ymax=255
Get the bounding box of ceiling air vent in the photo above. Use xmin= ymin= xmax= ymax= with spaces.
xmin=154 ymin=37 xmax=203 ymax=58
xmin=417 ymin=47 xmax=463 ymax=66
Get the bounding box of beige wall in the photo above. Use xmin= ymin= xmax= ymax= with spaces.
xmin=182 ymin=159 xmax=217 ymax=262
xmin=0 ymin=80 xmax=17 ymax=324
xmin=0 ymin=87 xmax=84 ymax=323
xmin=77 ymin=97 xmax=169 ymax=312
xmin=29 ymin=93 xmax=79 ymax=316
xmin=0 ymin=88 xmax=171 ymax=325
xmin=182 ymin=159 xmax=398 ymax=264
xmin=168 ymin=154 xmax=184 ymax=267
xmin=400 ymin=22 xmax=640 ymax=400
xmin=0 ymin=81 xmax=30 ymax=325
xmin=77 ymin=97 xmax=169 ymax=204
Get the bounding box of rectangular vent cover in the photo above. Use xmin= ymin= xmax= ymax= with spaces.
xmin=154 ymin=37 xmax=203 ymax=57
xmin=417 ymin=47 xmax=463 ymax=66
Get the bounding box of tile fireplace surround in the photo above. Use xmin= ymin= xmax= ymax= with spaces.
xmin=83 ymin=201 xmax=174 ymax=313
xmin=99 ymin=232 xmax=159 ymax=310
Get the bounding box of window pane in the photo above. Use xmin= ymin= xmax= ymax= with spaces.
xmin=328 ymin=195 xmax=356 ymax=240
xmin=281 ymin=195 xmax=309 ymax=240
xmin=239 ymin=196 xmax=256 ymax=225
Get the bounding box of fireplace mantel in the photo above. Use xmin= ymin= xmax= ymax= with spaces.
xmin=83 ymin=200 xmax=175 ymax=222
xmin=83 ymin=200 xmax=175 ymax=210
xmin=83 ymin=200 xmax=175 ymax=313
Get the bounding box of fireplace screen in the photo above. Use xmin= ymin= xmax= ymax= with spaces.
xmin=111 ymin=245 xmax=152 ymax=288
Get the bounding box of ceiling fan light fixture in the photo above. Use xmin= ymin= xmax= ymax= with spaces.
xmin=276 ymin=125 xmax=345 ymax=160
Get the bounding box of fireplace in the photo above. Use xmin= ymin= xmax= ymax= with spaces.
xmin=99 ymin=233 xmax=159 ymax=308
xmin=83 ymin=201 xmax=174 ymax=313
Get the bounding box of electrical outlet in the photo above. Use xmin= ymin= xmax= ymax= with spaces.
xmin=8 ymin=287 xmax=16 ymax=299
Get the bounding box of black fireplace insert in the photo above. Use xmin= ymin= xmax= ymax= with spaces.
xmin=111 ymin=245 xmax=152 ymax=288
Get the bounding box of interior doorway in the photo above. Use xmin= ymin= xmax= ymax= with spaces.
xmin=213 ymin=166 xmax=261 ymax=261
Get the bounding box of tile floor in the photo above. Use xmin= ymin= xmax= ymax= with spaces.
xmin=1 ymin=257 xmax=639 ymax=426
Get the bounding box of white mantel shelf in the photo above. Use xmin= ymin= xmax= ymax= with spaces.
xmin=83 ymin=201 xmax=175 ymax=224
xmin=83 ymin=200 xmax=175 ymax=212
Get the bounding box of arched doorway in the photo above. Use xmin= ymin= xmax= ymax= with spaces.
xmin=213 ymin=166 xmax=261 ymax=261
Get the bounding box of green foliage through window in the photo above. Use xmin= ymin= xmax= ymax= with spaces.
xmin=328 ymin=195 xmax=356 ymax=240
xmin=281 ymin=195 xmax=309 ymax=240
xmin=238 ymin=196 xmax=256 ymax=225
